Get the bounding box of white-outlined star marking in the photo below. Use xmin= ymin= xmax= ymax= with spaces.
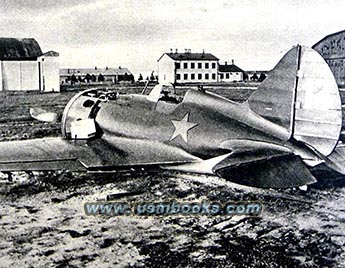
xmin=170 ymin=113 xmax=198 ymax=143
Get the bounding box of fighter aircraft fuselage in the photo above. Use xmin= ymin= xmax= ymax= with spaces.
xmin=97 ymin=92 xmax=284 ymax=156
xmin=62 ymin=89 xmax=293 ymax=158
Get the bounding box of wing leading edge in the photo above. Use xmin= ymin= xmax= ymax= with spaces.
xmin=0 ymin=137 xmax=200 ymax=172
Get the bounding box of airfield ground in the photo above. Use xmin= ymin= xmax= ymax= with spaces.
xmin=0 ymin=83 xmax=345 ymax=267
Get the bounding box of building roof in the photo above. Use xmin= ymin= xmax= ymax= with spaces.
xmin=246 ymin=70 xmax=269 ymax=74
xmin=0 ymin=38 xmax=42 ymax=60
xmin=159 ymin=52 xmax=219 ymax=61
xmin=60 ymin=67 xmax=132 ymax=76
xmin=219 ymin=64 xmax=244 ymax=73
xmin=43 ymin=51 xmax=59 ymax=57
xmin=312 ymin=29 xmax=345 ymax=49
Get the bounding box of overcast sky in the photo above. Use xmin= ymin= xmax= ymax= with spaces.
xmin=1 ymin=0 xmax=345 ymax=76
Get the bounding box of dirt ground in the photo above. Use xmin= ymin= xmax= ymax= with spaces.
xmin=0 ymin=84 xmax=345 ymax=268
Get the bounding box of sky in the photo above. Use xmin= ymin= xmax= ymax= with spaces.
xmin=1 ymin=0 xmax=345 ymax=77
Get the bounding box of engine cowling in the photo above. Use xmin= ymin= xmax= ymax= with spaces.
xmin=61 ymin=89 xmax=106 ymax=139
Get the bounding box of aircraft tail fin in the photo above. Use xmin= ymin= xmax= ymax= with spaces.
xmin=248 ymin=45 xmax=342 ymax=156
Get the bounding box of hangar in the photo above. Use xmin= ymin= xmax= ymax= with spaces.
xmin=0 ymin=38 xmax=60 ymax=92
xmin=313 ymin=30 xmax=345 ymax=87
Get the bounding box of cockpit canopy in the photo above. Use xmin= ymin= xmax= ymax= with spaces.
xmin=147 ymin=83 xmax=179 ymax=103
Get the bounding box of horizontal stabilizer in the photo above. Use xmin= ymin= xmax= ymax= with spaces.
xmin=213 ymin=152 xmax=317 ymax=188
xmin=325 ymin=145 xmax=345 ymax=175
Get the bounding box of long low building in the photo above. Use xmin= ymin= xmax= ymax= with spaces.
xmin=0 ymin=38 xmax=60 ymax=91
xmin=60 ymin=67 xmax=134 ymax=85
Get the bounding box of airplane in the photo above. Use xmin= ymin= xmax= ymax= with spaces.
xmin=0 ymin=45 xmax=344 ymax=188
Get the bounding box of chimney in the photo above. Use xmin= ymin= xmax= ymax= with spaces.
xmin=95 ymin=66 xmax=97 ymax=70
xmin=170 ymin=48 xmax=173 ymax=53
xmin=202 ymin=49 xmax=205 ymax=54
xmin=175 ymin=48 xmax=178 ymax=53
xmin=225 ymin=61 xmax=227 ymax=65
xmin=232 ymin=59 xmax=234 ymax=65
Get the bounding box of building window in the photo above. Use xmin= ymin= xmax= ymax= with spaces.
xmin=212 ymin=74 xmax=216 ymax=80
xmin=212 ymin=63 xmax=216 ymax=69
xmin=176 ymin=74 xmax=181 ymax=80
xmin=184 ymin=74 xmax=188 ymax=80
xmin=198 ymin=73 xmax=202 ymax=79
xmin=220 ymin=74 xmax=224 ymax=79
xmin=176 ymin=62 xmax=180 ymax=69
xmin=191 ymin=73 xmax=195 ymax=80
xmin=198 ymin=63 xmax=202 ymax=69
xmin=205 ymin=73 xmax=209 ymax=80
xmin=183 ymin=62 xmax=188 ymax=69
xmin=191 ymin=63 xmax=195 ymax=69
xmin=226 ymin=73 xmax=230 ymax=79
xmin=205 ymin=63 xmax=209 ymax=69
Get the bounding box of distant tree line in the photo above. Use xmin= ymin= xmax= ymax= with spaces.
xmin=137 ymin=71 xmax=158 ymax=82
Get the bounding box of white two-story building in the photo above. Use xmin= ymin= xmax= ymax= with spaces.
xmin=157 ymin=49 xmax=219 ymax=84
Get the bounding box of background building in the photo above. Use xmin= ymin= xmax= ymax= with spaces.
xmin=0 ymin=38 xmax=60 ymax=92
xmin=218 ymin=60 xmax=244 ymax=82
xmin=157 ymin=49 xmax=219 ymax=84
xmin=60 ymin=66 xmax=133 ymax=85
xmin=313 ymin=30 xmax=345 ymax=87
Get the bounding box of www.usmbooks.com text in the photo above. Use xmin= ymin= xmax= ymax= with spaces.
xmin=84 ymin=201 xmax=263 ymax=216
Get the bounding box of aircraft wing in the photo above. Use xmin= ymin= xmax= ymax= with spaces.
xmin=0 ymin=137 xmax=200 ymax=172
xmin=81 ymin=135 xmax=200 ymax=170
xmin=0 ymin=138 xmax=87 ymax=172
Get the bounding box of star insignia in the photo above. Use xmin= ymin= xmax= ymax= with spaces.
xmin=170 ymin=113 xmax=197 ymax=143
